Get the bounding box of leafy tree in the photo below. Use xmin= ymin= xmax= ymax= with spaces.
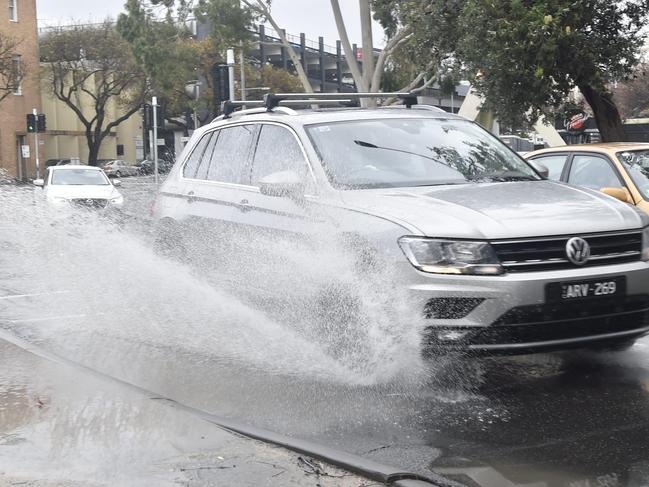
xmin=40 ymin=23 xmax=148 ymax=165
xmin=613 ymin=64 xmax=649 ymax=119
xmin=377 ymin=0 xmax=649 ymax=142
xmin=0 ymin=32 xmax=24 ymax=104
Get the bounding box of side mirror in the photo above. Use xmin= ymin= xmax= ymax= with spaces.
xmin=601 ymin=187 xmax=633 ymax=204
xmin=33 ymin=179 xmax=44 ymax=187
xmin=112 ymin=179 xmax=122 ymax=187
xmin=258 ymin=170 xmax=305 ymax=199
xmin=528 ymin=160 xmax=549 ymax=179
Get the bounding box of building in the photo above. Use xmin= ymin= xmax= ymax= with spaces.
xmin=0 ymin=0 xmax=42 ymax=180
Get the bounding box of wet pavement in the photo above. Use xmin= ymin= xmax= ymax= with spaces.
xmin=2 ymin=177 xmax=649 ymax=486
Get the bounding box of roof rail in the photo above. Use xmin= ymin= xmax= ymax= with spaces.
xmin=264 ymin=92 xmax=417 ymax=110
xmin=380 ymin=104 xmax=447 ymax=113
xmin=216 ymin=92 xmax=418 ymax=120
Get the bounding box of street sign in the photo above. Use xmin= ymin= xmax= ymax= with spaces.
xmin=21 ymin=145 xmax=30 ymax=158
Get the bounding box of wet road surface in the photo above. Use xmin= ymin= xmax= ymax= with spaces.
xmin=2 ymin=178 xmax=649 ymax=486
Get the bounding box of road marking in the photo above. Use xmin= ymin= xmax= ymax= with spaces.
xmin=4 ymin=313 xmax=88 ymax=324
xmin=0 ymin=291 xmax=72 ymax=300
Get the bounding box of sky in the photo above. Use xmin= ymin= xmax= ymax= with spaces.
xmin=35 ymin=0 xmax=386 ymax=47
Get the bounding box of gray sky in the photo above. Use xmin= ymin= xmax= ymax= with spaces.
xmin=36 ymin=0 xmax=386 ymax=46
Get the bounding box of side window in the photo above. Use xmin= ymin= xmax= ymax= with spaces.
xmin=531 ymin=155 xmax=568 ymax=181
xmin=250 ymin=124 xmax=309 ymax=186
xmin=182 ymin=132 xmax=213 ymax=179
xmin=195 ymin=131 xmax=219 ymax=180
xmin=568 ymin=155 xmax=622 ymax=190
xmin=206 ymin=125 xmax=255 ymax=184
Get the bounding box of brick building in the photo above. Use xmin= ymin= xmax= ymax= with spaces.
xmin=0 ymin=0 xmax=41 ymax=180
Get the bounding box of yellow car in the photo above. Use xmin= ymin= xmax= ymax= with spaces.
xmin=525 ymin=143 xmax=649 ymax=214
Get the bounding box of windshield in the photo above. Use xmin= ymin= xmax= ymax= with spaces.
xmin=51 ymin=168 xmax=109 ymax=186
xmin=306 ymin=118 xmax=540 ymax=189
xmin=617 ymin=150 xmax=649 ymax=200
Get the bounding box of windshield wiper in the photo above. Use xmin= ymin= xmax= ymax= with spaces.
xmin=466 ymin=171 xmax=538 ymax=182
xmin=353 ymin=140 xmax=449 ymax=166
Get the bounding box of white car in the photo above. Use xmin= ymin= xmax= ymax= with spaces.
xmin=33 ymin=165 xmax=124 ymax=208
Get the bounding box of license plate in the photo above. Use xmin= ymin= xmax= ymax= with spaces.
xmin=546 ymin=276 xmax=626 ymax=302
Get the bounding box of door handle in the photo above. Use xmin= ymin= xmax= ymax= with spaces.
xmin=239 ymin=199 xmax=252 ymax=212
xmin=187 ymin=191 xmax=196 ymax=203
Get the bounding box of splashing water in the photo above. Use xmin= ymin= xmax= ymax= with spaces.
xmin=0 ymin=184 xmax=429 ymax=386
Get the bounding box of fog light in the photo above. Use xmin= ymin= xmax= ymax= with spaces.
xmin=436 ymin=330 xmax=471 ymax=341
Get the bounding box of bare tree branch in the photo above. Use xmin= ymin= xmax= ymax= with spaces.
xmin=370 ymin=28 xmax=412 ymax=92
xmin=0 ymin=33 xmax=24 ymax=104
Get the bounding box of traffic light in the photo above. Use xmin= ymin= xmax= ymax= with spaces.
xmin=143 ymin=102 xmax=165 ymax=130
xmin=37 ymin=113 xmax=46 ymax=132
xmin=26 ymin=114 xmax=36 ymax=133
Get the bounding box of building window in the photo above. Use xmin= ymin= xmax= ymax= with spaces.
xmin=9 ymin=0 xmax=17 ymax=21
xmin=12 ymin=55 xmax=22 ymax=95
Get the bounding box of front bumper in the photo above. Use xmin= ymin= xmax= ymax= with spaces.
xmin=402 ymin=261 xmax=649 ymax=354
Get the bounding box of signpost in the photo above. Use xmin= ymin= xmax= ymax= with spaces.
xmin=32 ymin=109 xmax=40 ymax=179
xmin=152 ymin=96 xmax=159 ymax=185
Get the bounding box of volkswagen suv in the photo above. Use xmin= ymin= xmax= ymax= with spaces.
xmin=152 ymin=93 xmax=649 ymax=355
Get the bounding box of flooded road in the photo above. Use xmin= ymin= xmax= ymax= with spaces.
xmin=2 ymin=178 xmax=649 ymax=486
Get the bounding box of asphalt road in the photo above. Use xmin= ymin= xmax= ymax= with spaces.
xmin=2 ymin=177 xmax=649 ymax=487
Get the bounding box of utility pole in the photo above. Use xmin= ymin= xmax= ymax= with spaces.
xmin=152 ymin=96 xmax=159 ymax=185
xmin=32 ymin=108 xmax=40 ymax=179
xmin=239 ymin=41 xmax=246 ymax=101
xmin=227 ymin=48 xmax=235 ymax=102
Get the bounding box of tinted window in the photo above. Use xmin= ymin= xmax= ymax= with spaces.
xmin=251 ymin=125 xmax=308 ymax=185
xmin=568 ymin=155 xmax=622 ymax=190
xmin=532 ymin=155 xmax=568 ymax=180
xmin=207 ymin=125 xmax=255 ymax=184
xmin=183 ymin=132 xmax=213 ymax=179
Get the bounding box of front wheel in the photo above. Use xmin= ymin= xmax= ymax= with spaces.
xmin=115 ymin=170 xmax=122 ymax=178
xmin=153 ymin=219 xmax=186 ymax=261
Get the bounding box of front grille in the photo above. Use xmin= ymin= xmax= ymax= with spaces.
xmin=492 ymin=230 xmax=642 ymax=272
xmin=471 ymin=295 xmax=649 ymax=345
xmin=71 ymin=198 xmax=108 ymax=209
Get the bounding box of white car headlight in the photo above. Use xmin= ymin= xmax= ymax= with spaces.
xmin=110 ymin=195 xmax=124 ymax=205
xmin=642 ymin=227 xmax=649 ymax=261
xmin=398 ymin=236 xmax=504 ymax=275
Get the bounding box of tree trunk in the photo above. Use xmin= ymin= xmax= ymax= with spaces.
xmin=86 ymin=132 xmax=101 ymax=166
xmin=578 ymin=84 xmax=627 ymax=142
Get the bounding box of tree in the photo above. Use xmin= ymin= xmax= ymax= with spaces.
xmin=381 ymin=0 xmax=649 ymax=142
xmin=0 ymin=32 xmax=23 ymax=104
xmin=613 ymin=64 xmax=649 ymax=120
xmin=40 ymin=23 xmax=148 ymax=165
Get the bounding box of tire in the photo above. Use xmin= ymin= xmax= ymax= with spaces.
xmin=115 ymin=171 xmax=122 ymax=178
xmin=153 ymin=219 xmax=186 ymax=261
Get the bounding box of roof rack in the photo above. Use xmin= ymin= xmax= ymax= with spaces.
xmin=218 ymin=92 xmax=418 ymax=119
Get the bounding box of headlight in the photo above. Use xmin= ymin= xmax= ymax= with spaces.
xmin=398 ymin=236 xmax=504 ymax=275
xmin=110 ymin=195 xmax=124 ymax=205
xmin=642 ymin=227 xmax=649 ymax=261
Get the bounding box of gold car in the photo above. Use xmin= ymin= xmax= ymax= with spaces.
xmin=525 ymin=143 xmax=649 ymax=214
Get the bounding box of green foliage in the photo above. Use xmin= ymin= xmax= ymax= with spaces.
xmin=374 ymin=0 xmax=649 ymax=139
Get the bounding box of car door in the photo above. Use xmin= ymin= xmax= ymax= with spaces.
xmin=566 ymin=154 xmax=627 ymax=192
xmin=178 ymin=124 xmax=258 ymax=270
xmin=528 ymin=153 xmax=570 ymax=181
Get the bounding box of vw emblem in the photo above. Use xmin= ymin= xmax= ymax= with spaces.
xmin=566 ymin=237 xmax=590 ymax=265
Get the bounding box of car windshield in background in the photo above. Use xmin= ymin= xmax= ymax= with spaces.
xmin=51 ymin=169 xmax=109 ymax=186
xmin=618 ymin=150 xmax=649 ymax=200
xmin=306 ymin=118 xmax=540 ymax=189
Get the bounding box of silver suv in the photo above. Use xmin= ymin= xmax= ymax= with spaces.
xmin=153 ymin=94 xmax=649 ymax=355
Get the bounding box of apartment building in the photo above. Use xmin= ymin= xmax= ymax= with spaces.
xmin=0 ymin=0 xmax=41 ymax=180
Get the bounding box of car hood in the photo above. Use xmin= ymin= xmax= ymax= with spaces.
xmin=339 ymin=181 xmax=647 ymax=239
xmin=46 ymin=185 xmax=121 ymax=200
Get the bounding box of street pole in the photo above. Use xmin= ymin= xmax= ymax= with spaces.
xmin=33 ymin=108 xmax=40 ymax=179
xmin=152 ymin=96 xmax=159 ymax=185
xmin=227 ymin=48 xmax=235 ymax=101
xmin=239 ymin=42 xmax=246 ymax=102
xmin=194 ymin=84 xmax=200 ymax=129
